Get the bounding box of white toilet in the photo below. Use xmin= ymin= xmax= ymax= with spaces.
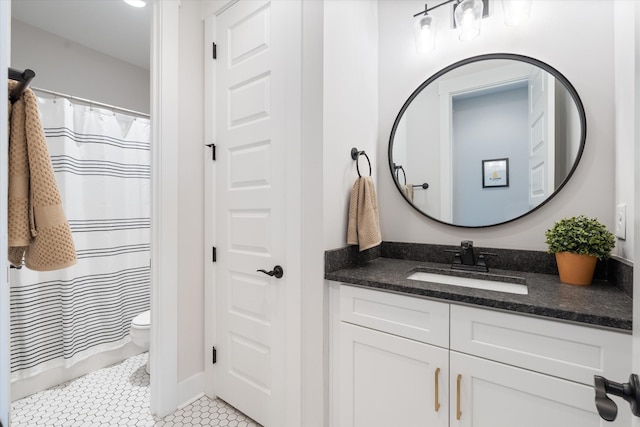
xmin=130 ymin=310 xmax=150 ymax=374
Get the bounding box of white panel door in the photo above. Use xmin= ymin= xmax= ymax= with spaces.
xmin=528 ymin=68 xmax=555 ymax=208
xmin=338 ymin=322 xmax=449 ymax=427
xmin=215 ymin=1 xmax=291 ymax=425
xmin=450 ymin=351 xmax=631 ymax=427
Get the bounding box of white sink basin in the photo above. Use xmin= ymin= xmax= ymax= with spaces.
xmin=407 ymin=271 xmax=528 ymax=295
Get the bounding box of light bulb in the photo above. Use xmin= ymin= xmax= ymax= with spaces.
xmin=459 ymin=10 xmax=479 ymax=40
xmin=454 ymin=0 xmax=484 ymax=41
xmin=413 ymin=14 xmax=437 ymax=54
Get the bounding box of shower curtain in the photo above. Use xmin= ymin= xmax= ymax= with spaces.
xmin=9 ymin=94 xmax=151 ymax=380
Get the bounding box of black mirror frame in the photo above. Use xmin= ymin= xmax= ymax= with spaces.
xmin=388 ymin=53 xmax=587 ymax=228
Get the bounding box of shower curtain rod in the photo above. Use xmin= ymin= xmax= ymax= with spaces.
xmin=32 ymin=87 xmax=150 ymax=119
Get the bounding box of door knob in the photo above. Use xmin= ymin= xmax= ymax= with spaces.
xmin=594 ymin=374 xmax=640 ymax=421
xmin=257 ymin=265 xmax=284 ymax=279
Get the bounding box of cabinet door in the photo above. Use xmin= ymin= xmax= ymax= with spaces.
xmin=337 ymin=322 xmax=449 ymax=427
xmin=450 ymin=352 xmax=630 ymax=427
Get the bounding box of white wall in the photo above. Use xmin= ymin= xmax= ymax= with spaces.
xmin=1 ymin=3 xmax=10 ymax=425
xmin=11 ymin=19 xmax=150 ymax=114
xmin=614 ymin=0 xmax=636 ymax=262
xmin=177 ymin=0 xmax=205 ymax=385
xmin=403 ymin=84 xmax=441 ymax=216
xmin=323 ymin=0 xmax=379 ymax=250
xmin=300 ymin=1 xmax=326 ymax=425
xmin=378 ymin=0 xmax=615 ymax=252
xmin=631 ymin=3 xmax=640 ymax=425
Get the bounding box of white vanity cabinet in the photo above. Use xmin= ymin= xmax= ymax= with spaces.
xmin=330 ymin=283 xmax=632 ymax=427
xmin=338 ymin=323 xmax=449 ymax=427
xmin=450 ymin=351 xmax=620 ymax=427
xmin=333 ymin=285 xmax=450 ymax=427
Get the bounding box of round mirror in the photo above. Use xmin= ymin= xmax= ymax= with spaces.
xmin=389 ymin=53 xmax=586 ymax=228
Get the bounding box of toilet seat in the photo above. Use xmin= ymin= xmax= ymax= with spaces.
xmin=130 ymin=310 xmax=151 ymax=374
xmin=131 ymin=310 xmax=150 ymax=329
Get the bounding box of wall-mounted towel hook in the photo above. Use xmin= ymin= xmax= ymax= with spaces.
xmin=8 ymin=67 xmax=36 ymax=104
xmin=351 ymin=147 xmax=372 ymax=177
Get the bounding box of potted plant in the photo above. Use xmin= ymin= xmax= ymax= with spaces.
xmin=544 ymin=215 xmax=616 ymax=285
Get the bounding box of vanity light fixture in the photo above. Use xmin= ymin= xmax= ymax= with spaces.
xmin=124 ymin=0 xmax=147 ymax=8
xmin=413 ymin=0 xmax=531 ymax=54
xmin=413 ymin=0 xmax=486 ymax=53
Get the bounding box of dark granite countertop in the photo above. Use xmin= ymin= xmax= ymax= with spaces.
xmin=325 ymin=257 xmax=633 ymax=331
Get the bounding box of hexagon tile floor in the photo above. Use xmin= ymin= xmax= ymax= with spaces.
xmin=10 ymin=353 xmax=262 ymax=426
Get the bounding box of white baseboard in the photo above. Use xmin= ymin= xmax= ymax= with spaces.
xmin=177 ymin=372 xmax=205 ymax=408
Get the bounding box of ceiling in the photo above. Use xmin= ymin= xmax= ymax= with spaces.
xmin=11 ymin=0 xmax=151 ymax=70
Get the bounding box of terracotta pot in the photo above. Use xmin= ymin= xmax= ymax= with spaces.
xmin=555 ymin=252 xmax=597 ymax=285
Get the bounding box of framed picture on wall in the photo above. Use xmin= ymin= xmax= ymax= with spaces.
xmin=482 ymin=158 xmax=509 ymax=188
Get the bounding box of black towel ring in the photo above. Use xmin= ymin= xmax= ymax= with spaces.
xmin=351 ymin=147 xmax=372 ymax=177
xmin=394 ymin=164 xmax=407 ymax=186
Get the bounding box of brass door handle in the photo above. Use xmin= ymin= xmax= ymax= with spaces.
xmin=456 ymin=374 xmax=462 ymax=420
xmin=434 ymin=367 xmax=441 ymax=412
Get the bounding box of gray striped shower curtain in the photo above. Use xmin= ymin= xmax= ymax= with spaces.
xmin=9 ymin=94 xmax=151 ymax=380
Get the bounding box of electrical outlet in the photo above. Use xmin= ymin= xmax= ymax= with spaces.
xmin=616 ymin=203 xmax=626 ymax=240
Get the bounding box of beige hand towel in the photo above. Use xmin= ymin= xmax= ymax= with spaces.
xmin=403 ymin=184 xmax=414 ymax=202
xmin=8 ymin=82 xmax=77 ymax=271
xmin=347 ymin=176 xmax=382 ymax=251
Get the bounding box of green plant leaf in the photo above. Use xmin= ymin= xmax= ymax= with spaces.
xmin=545 ymin=215 xmax=615 ymax=260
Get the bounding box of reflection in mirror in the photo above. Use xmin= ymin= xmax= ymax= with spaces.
xmin=389 ymin=54 xmax=585 ymax=227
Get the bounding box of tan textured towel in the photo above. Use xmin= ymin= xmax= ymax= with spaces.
xmin=347 ymin=176 xmax=382 ymax=251
xmin=403 ymin=184 xmax=414 ymax=202
xmin=8 ymin=82 xmax=76 ymax=271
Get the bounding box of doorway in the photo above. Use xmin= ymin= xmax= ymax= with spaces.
xmin=2 ymin=0 xmax=160 ymax=422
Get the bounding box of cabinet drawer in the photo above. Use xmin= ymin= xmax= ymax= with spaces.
xmin=450 ymin=305 xmax=631 ymax=386
xmin=339 ymin=285 xmax=449 ymax=347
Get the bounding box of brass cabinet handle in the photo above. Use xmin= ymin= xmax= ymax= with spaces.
xmin=456 ymin=374 xmax=462 ymax=420
xmin=434 ymin=367 xmax=441 ymax=412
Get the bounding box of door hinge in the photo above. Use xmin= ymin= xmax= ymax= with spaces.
xmin=212 ymin=42 xmax=217 ymax=59
xmin=212 ymin=246 xmax=217 ymax=263
xmin=212 ymin=346 xmax=217 ymax=364
xmin=205 ymin=144 xmax=216 ymax=161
